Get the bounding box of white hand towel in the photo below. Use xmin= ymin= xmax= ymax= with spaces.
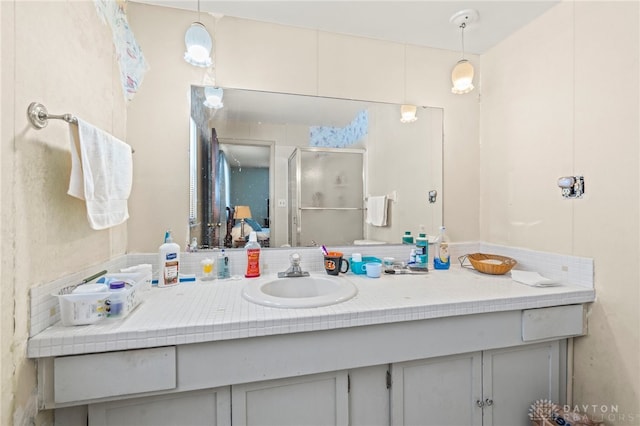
xmin=510 ymin=270 xmax=561 ymax=287
xmin=366 ymin=195 xmax=388 ymax=227
xmin=68 ymin=119 xmax=133 ymax=230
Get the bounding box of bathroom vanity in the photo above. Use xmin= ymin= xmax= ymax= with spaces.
xmin=29 ymin=261 xmax=594 ymax=426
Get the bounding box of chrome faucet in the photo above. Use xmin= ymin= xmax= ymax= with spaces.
xmin=278 ymin=253 xmax=310 ymax=278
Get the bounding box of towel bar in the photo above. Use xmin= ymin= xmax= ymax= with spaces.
xmin=27 ymin=102 xmax=77 ymax=129
xmin=365 ymin=190 xmax=397 ymax=202
xmin=27 ymin=102 xmax=134 ymax=153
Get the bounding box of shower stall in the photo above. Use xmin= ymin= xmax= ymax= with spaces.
xmin=288 ymin=147 xmax=365 ymax=246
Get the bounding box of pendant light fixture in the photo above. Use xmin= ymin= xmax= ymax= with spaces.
xmin=204 ymin=87 xmax=224 ymax=109
xmin=400 ymin=105 xmax=418 ymax=123
xmin=184 ymin=0 xmax=213 ymax=67
xmin=450 ymin=9 xmax=478 ymax=95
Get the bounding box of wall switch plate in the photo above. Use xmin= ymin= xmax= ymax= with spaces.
xmin=277 ymin=199 xmax=287 ymax=208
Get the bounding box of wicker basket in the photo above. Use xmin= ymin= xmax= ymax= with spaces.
xmin=459 ymin=253 xmax=517 ymax=275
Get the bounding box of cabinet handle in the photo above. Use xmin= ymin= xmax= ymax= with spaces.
xmin=476 ymin=400 xmax=485 ymax=408
xmin=485 ymin=398 xmax=494 ymax=406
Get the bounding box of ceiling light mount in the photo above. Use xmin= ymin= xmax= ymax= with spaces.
xmin=449 ymin=9 xmax=479 ymax=29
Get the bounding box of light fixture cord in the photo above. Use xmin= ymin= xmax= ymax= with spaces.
xmin=197 ymin=0 xmax=201 ymax=22
xmin=459 ymin=22 xmax=466 ymax=60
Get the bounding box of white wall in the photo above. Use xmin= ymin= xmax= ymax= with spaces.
xmin=126 ymin=3 xmax=481 ymax=252
xmin=481 ymin=1 xmax=639 ymax=420
xmin=0 ymin=2 xmax=127 ymax=425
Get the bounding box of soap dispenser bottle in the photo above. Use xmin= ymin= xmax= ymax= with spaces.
xmin=434 ymin=226 xmax=451 ymax=270
xmin=158 ymin=230 xmax=180 ymax=287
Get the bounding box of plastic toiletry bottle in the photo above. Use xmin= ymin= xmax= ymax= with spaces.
xmin=415 ymin=233 xmax=428 ymax=267
xmin=245 ymin=231 xmax=261 ymax=278
xmin=158 ymin=230 xmax=180 ymax=287
xmin=106 ymin=281 xmax=127 ymax=318
xmin=402 ymin=231 xmax=414 ymax=244
xmin=409 ymin=248 xmax=416 ymax=264
xmin=434 ymin=226 xmax=451 ymax=270
xmin=217 ymin=249 xmax=230 ymax=279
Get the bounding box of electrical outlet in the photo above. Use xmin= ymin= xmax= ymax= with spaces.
xmin=277 ymin=199 xmax=287 ymax=208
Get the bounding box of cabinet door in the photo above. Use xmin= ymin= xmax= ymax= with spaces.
xmin=88 ymin=388 xmax=231 ymax=426
xmin=232 ymin=371 xmax=349 ymax=426
xmin=349 ymin=365 xmax=390 ymax=426
xmin=483 ymin=341 xmax=560 ymax=426
xmin=391 ymin=352 xmax=483 ymax=426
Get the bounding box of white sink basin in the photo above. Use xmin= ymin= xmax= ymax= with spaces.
xmin=242 ymin=275 xmax=358 ymax=308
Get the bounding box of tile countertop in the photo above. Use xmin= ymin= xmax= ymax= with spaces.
xmin=27 ymin=264 xmax=595 ymax=359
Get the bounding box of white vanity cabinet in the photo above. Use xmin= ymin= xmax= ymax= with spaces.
xmin=390 ymin=341 xmax=561 ymax=426
xmin=37 ymin=306 xmax=585 ymax=426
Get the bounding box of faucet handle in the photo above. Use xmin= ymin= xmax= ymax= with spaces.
xmin=290 ymin=253 xmax=301 ymax=264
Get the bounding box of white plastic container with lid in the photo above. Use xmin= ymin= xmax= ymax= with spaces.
xmin=158 ymin=230 xmax=180 ymax=287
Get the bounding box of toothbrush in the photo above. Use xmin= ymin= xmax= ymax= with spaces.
xmin=321 ymin=245 xmax=329 ymax=255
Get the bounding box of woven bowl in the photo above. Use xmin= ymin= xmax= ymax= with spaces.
xmin=460 ymin=253 xmax=517 ymax=275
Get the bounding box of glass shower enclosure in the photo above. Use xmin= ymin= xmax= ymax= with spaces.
xmin=288 ymin=147 xmax=365 ymax=246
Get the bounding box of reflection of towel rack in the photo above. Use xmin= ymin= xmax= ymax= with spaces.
xmin=27 ymin=102 xmax=135 ymax=153
xmin=365 ymin=190 xmax=397 ymax=203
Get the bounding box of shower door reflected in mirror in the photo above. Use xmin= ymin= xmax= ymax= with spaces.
xmin=289 ymin=148 xmax=364 ymax=246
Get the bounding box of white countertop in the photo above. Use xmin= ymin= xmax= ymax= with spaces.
xmin=27 ymin=265 xmax=595 ymax=358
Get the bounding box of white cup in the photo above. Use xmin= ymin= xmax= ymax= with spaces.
xmin=365 ymin=262 xmax=381 ymax=278
xmin=352 ymin=253 xmax=362 ymax=262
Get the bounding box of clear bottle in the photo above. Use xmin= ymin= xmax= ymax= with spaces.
xmin=415 ymin=233 xmax=428 ymax=267
xmin=434 ymin=226 xmax=451 ymax=270
xmin=217 ymin=249 xmax=230 ymax=279
xmin=245 ymin=231 xmax=261 ymax=278
xmin=158 ymin=230 xmax=180 ymax=287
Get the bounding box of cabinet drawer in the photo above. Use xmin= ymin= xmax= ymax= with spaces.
xmin=54 ymin=347 xmax=176 ymax=403
xmin=522 ymin=305 xmax=585 ymax=341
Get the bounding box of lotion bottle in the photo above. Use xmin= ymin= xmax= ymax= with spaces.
xmin=158 ymin=230 xmax=180 ymax=287
xmin=434 ymin=226 xmax=451 ymax=270
xmin=245 ymin=231 xmax=261 ymax=278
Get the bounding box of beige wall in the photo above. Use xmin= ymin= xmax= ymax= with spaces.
xmin=481 ymin=1 xmax=639 ymax=420
xmin=0 ymin=1 xmax=127 ymax=424
xmin=126 ymin=2 xmax=481 ymax=252
xmin=7 ymin=1 xmax=636 ymax=424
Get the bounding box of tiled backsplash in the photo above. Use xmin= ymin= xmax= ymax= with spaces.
xmin=29 ymin=242 xmax=593 ymax=337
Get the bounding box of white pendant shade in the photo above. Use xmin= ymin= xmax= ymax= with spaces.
xmin=204 ymin=87 xmax=224 ymax=109
xmin=184 ymin=22 xmax=212 ymax=67
xmin=451 ymin=59 xmax=475 ymax=94
xmin=400 ymin=105 xmax=418 ymax=123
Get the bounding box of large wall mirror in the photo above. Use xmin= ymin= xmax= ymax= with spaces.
xmin=190 ymin=86 xmax=443 ymax=249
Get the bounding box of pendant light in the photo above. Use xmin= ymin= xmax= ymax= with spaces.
xmin=184 ymin=0 xmax=213 ymax=67
xmin=400 ymin=105 xmax=418 ymax=123
xmin=204 ymin=87 xmax=224 ymax=109
xmin=450 ymin=9 xmax=478 ymax=95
